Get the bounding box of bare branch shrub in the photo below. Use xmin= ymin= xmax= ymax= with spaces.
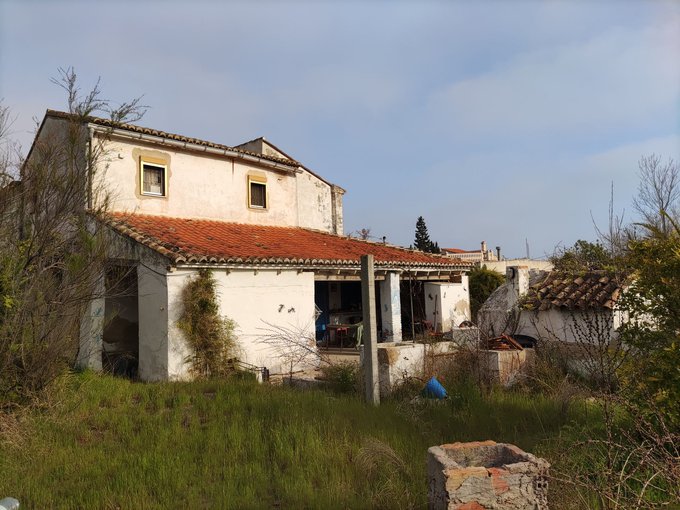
xmin=633 ymin=154 xmax=680 ymax=235
xmin=0 ymin=68 xmax=146 ymax=406
xmin=551 ymin=396 xmax=680 ymax=509
xmin=258 ymin=320 xmax=329 ymax=382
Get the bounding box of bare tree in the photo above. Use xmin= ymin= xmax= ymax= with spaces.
xmin=0 ymin=68 xmax=146 ymax=405
xmin=592 ymin=182 xmax=630 ymax=260
xmin=352 ymin=227 xmax=372 ymax=240
xmin=633 ymin=154 xmax=680 ymax=235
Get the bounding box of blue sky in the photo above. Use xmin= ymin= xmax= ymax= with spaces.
xmin=1 ymin=0 xmax=679 ymax=258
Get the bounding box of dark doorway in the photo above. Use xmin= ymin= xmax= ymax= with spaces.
xmin=401 ymin=278 xmax=426 ymax=339
xmin=314 ymin=281 xmax=330 ymax=341
xmin=103 ymin=265 xmax=139 ymax=377
xmin=314 ymin=279 xmax=383 ymax=346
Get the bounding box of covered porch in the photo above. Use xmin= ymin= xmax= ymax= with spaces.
xmin=313 ymin=267 xmax=471 ymax=350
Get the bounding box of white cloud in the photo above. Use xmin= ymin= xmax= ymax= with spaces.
xmin=429 ymin=16 xmax=680 ymax=143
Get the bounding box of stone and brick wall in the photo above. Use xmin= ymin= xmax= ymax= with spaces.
xmin=428 ymin=441 xmax=550 ymax=510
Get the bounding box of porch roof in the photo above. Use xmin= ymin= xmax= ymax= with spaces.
xmin=106 ymin=213 xmax=471 ymax=271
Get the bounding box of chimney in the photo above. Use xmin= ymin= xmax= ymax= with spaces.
xmin=496 ymin=246 xmax=501 ymax=261
xmin=330 ymin=185 xmax=344 ymax=235
xmin=506 ymin=266 xmax=529 ymax=306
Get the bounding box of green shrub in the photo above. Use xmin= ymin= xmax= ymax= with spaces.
xmin=177 ymin=269 xmax=238 ymax=378
xmin=318 ymin=361 xmax=360 ymax=394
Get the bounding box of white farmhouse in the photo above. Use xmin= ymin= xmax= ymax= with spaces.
xmin=23 ymin=110 xmax=471 ymax=380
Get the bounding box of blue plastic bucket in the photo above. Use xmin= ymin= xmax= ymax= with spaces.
xmin=423 ymin=376 xmax=447 ymax=399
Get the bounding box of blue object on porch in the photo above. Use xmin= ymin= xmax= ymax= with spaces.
xmin=422 ymin=376 xmax=447 ymax=399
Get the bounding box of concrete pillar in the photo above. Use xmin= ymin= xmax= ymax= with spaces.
xmin=361 ymin=255 xmax=380 ymax=405
xmin=379 ymin=271 xmax=402 ymax=342
xmin=137 ymin=263 xmax=169 ymax=381
xmin=166 ymin=271 xmax=194 ymax=380
xmin=77 ymin=274 xmax=105 ymax=371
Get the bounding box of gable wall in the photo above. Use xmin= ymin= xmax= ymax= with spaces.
xmin=94 ymin=135 xmax=306 ymax=227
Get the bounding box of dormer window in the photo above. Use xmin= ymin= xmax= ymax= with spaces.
xmin=248 ymin=176 xmax=267 ymax=209
xmin=141 ymin=161 xmax=167 ymax=197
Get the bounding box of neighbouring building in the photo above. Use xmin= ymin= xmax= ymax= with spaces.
xmin=442 ymin=241 xmax=497 ymax=263
xmin=20 ymin=110 xmax=472 ymax=380
xmin=481 ymin=258 xmax=553 ymax=274
xmin=478 ymin=266 xmax=627 ymax=345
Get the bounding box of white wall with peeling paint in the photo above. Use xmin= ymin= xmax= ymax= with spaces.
xmin=424 ymin=278 xmax=471 ymax=332
xmin=94 ymin=134 xmax=340 ymax=233
xmin=212 ymin=269 xmax=317 ymax=375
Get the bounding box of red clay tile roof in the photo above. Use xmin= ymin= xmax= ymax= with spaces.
xmin=106 ymin=213 xmax=471 ymax=269
xmin=45 ymin=110 xmax=299 ymax=168
xmin=522 ymin=270 xmax=626 ymax=311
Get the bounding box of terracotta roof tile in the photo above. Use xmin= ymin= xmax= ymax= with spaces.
xmin=522 ymin=270 xmax=626 ymax=310
xmin=106 ymin=213 xmax=471 ymax=269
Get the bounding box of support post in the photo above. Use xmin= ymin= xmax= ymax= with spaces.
xmin=361 ymin=254 xmax=380 ymax=405
xmin=379 ymin=271 xmax=402 ymax=342
xmin=77 ymin=273 xmax=105 ymax=371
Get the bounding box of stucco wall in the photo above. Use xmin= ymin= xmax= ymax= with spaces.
xmin=424 ymin=279 xmax=471 ymax=332
xmin=136 ymin=267 xmax=317 ymax=380
xmin=480 ymin=296 xmax=619 ymax=345
xmin=296 ymin=171 xmax=334 ymax=233
xmin=516 ymin=308 xmax=618 ymax=344
xmin=483 ymin=259 xmax=553 ymax=274
xmin=137 ymin=263 xmax=170 ymax=381
xmin=362 ymin=341 xmax=456 ymax=396
xmin=212 ymin=269 xmax=317 ymax=374
xmin=92 ymin=135 xmax=337 ymax=233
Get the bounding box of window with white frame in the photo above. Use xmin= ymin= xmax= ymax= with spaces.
xmin=248 ymin=177 xmax=267 ymax=209
xmin=141 ymin=161 xmax=167 ymax=196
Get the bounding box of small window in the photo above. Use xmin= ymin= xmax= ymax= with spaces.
xmin=249 ymin=180 xmax=267 ymax=209
xmin=141 ymin=162 xmax=167 ymax=196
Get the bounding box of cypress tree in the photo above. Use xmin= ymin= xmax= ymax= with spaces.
xmin=414 ymin=216 xmax=433 ymax=252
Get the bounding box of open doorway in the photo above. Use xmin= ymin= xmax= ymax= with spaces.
xmin=103 ymin=264 xmax=139 ymax=377
xmin=401 ymin=278 xmax=427 ymax=339
xmin=314 ymin=280 xmax=382 ymax=348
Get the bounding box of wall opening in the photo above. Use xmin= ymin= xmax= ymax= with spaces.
xmin=103 ymin=264 xmax=139 ymax=378
xmin=401 ymin=279 xmax=426 ymax=339
xmin=313 ymin=279 xmax=382 ymax=347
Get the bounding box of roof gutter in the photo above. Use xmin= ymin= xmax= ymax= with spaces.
xmin=89 ymin=124 xmax=302 ymax=175
xmin=170 ymin=262 xmax=470 ymax=273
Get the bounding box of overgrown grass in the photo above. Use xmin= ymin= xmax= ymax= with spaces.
xmin=0 ymin=372 xmax=596 ymax=509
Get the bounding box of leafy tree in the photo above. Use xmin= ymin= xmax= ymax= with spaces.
xmin=468 ymin=266 xmax=505 ymax=321
xmin=550 ymin=239 xmax=615 ymax=272
xmin=413 ymin=216 xmax=439 ymax=253
xmin=618 ymin=215 xmax=680 ymax=428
